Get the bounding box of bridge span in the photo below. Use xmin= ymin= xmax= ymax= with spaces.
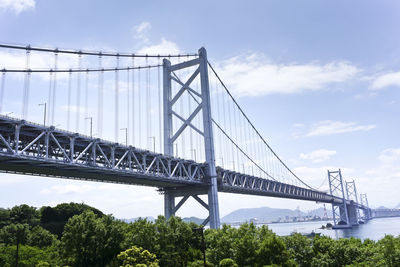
xmin=0 ymin=43 xmax=383 ymax=229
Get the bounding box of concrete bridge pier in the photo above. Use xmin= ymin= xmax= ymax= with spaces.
xmin=347 ymin=202 xmax=359 ymax=226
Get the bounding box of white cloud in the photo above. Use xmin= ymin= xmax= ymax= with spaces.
xmin=306 ymin=120 xmax=376 ymax=137
xmin=40 ymin=184 xmax=95 ymax=195
xmin=378 ymin=148 xmax=400 ymax=165
xmin=370 ymin=71 xmax=400 ymax=90
xmin=0 ymin=0 xmax=34 ymax=14
xmin=300 ymin=149 xmax=336 ymax=163
xmin=215 ymin=54 xmax=359 ymax=97
xmin=137 ymin=38 xmax=180 ymax=55
xmin=359 ymin=148 xmax=400 ymax=208
xmin=133 ymin=21 xmax=152 ymax=43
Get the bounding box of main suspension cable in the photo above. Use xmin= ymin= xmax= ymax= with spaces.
xmin=0 ymin=43 xmax=198 ymax=58
xmin=207 ymin=61 xmax=314 ymax=190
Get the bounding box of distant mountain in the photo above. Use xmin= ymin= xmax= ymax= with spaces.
xmin=395 ymin=203 xmax=400 ymax=209
xmin=122 ymin=216 xmax=155 ymax=223
xmin=377 ymin=206 xmax=389 ymax=209
xmin=182 ymin=217 xmax=204 ymax=225
xmin=221 ymin=206 xmax=326 ymax=223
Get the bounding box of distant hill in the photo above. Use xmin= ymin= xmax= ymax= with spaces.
xmin=182 ymin=217 xmax=204 ymax=225
xmin=120 ymin=206 xmax=327 ymax=225
xmin=377 ymin=206 xmax=389 ymax=209
xmin=122 ymin=216 xmax=155 ymax=223
xmin=221 ymin=206 xmax=326 ymax=223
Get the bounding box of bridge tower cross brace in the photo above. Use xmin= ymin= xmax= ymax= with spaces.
xmin=328 ymin=169 xmax=351 ymax=228
xmin=162 ymin=47 xmax=220 ymax=229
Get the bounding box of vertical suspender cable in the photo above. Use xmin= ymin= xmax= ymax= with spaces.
xmin=76 ymin=52 xmax=82 ymax=132
xmin=84 ymin=69 xmax=89 ymax=134
xmin=131 ymin=57 xmax=135 ymax=145
xmin=187 ymin=56 xmax=193 ymax=160
xmin=146 ymin=57 xmax=151 ymax=150
xmin=0 ymin=71 xmax=5 ymax=113
xmin=22 ymin=47 xmax=31 ymax=119
xmin=158 ymin=57 xmax=162 ymax=153
xmin=67 ymin=70 xmax=72 ymax=130
xmin=138 ymin=66 xmax=141 ymax=148
xmin=47 ymin=70 xmax=53 ymax=125
xmin=51 ymin=52 xmax=58 ymax=125
xmin=97 ymin=54 xmax=103 ymax=138
xmin=127 ymin=66 xmax=130 ymax=145
xmin=115 ymin=55 xmax=120 ymax=143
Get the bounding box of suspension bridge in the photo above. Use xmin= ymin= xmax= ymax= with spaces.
xmin=0 ymin=43 xmax=397 ymax=229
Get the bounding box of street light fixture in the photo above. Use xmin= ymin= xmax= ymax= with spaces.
xmin=85 ymin=117 xmax=93 ymax=138
xmin=38 ymin=103 xmax=46 ymax=126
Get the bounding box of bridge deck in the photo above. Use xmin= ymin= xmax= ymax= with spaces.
xmin=0 ymin=116 xmax=343 ymax=204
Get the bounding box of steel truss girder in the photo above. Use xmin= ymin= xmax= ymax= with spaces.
xmin=218 ymin=168 xmax=337 ymax=202
xmin=0 ymin=116 xmax=207 ymax=186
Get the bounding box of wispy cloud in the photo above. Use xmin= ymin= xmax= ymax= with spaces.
xmin=137 ymin=38 xmax=180 ymax=55
xmin=133 ymin=21 xmax=152 ymax=44
xmin=0 ymin=0 xmax=35 ymax=14
xmin=370 ymin=71 xmax=400 ymax=90
xmin=214 ymin=53 xmax=359 ymax=97
xmin=378 ymin=148 xmax=400 ymax=165
xmin=305 ymin=120 xmax=375 ymax=137
xmin=40 ymin=184 xmax=95 ymax=195
xmin=300 ymin=149 xmax=336 ymax=163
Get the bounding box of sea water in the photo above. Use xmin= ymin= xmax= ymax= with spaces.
xmin=263 ymin=217 xmax=400 ymax=240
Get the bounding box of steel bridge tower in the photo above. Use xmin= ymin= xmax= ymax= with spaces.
xmin=162 ymin=47 xmax=220 ymax=229
xmin=328 ymin=169 xmax=351 ymax=228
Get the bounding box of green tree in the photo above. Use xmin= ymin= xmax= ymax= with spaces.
xmin=0 ymin=245 xmax=59 ymax=266
xmin=117 ymin=245 xmax=159 ymax=267
xmin=123 ymin=218 xmax=157 ymax=252
xmin=219 ymin=258 xmax=238 ymax=267
xmin=376 ymin=235 xmax=400 ymax=267
xmin=60 ymin=210 xmax=124 ymax=267
xmin=10 ymin=204 xmax=40 ymax=226
xmin=256 ymin=233 xmax=291 ymax=266
xmin=28 ymin=225 xmax=58 ymax=248
xmin=0 ymin=224 xmax=30 ymax=266
xmin=151 ymin=216 xmax=199 ymax=266
xmin=0 ymin=208 xmax=10 ymax=228
xmin=205 ymin=224 xmax=236 ymax=265
xmin=284 ymin=233 xmax=314 ymax=266
xmin=40 ymin=202 xmax=103 ymax=237
xmin=233 ymin=223 xmax=259 ymax=266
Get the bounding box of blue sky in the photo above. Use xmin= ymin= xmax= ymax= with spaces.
xmin=0 ymin=0 xmax=400 ymax=218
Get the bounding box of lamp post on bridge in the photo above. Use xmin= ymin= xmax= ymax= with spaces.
xmin=38 ymin=102 xmax=46 ymax=126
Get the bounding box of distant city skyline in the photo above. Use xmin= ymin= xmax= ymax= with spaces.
xmin=0 ymin=0 xmax=399 ymax=219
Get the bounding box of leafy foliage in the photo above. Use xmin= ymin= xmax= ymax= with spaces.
xmin=117 ymin=245 xmax=159 ymax=267
xmin=0 ymin=203 xmax=400 ymax=267
xmin=60 ymin=210 xmax=124 ymax=267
